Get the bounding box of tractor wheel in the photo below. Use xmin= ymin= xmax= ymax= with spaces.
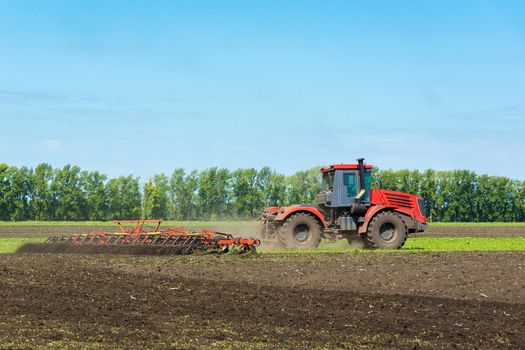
xmin=366 ymin=211 xmax=407 ymax=249
xmin=277 ymin=213 xmax=322 ymax=249
xmin=347 ymin=235 xmax=371 ymax=249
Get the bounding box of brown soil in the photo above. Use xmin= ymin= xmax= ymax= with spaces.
xmin=423 ymin=225 xmax=525 ymax=238
xmin=1 ymin=252 xmax=524 ymax=349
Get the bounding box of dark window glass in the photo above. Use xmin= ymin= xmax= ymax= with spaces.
xmin=344 ymin=173 xmax=356 ymax=197
xmin=364 ymin=172 xmax=372 ymax=201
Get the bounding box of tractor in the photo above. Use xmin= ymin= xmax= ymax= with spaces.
xmin=259 ymin=158 xmax=427 ymax=249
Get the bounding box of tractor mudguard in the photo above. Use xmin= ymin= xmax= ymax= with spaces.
xmin=358 ymin=205 xmax=387 ymax=234
xmin=274 ymin=206 xmax=327 ymax=228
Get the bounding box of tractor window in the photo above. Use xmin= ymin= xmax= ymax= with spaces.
xmin=364 ymin=172 xmax=372 ymax=201
xmin=321 ymin=171 xmax=334 ymax=191
xmin=344 ymin=173 xmax=357 ymax=197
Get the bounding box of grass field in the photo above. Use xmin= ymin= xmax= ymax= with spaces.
xmin=2 ymin=236 xmax=525 ymax=254
xmin=0 ymin=237 xmax=46 ymax=254
xmin=315 ymin=236 xmax=525 ymax=252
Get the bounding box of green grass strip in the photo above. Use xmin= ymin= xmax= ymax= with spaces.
xmin=0 ymin=237 xmax=46 ymax=254
xmin=405 ymin=237 xmax=525 ymax=251
xmin=264 ymin=237 xmax=525 ymax=253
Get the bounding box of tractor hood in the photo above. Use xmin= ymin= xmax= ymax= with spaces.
xmin=370 ymin=189 xmax=426 ymax=223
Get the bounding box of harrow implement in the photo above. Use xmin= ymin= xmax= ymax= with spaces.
xmin=17 ymin=220 xmax=260 ymax=255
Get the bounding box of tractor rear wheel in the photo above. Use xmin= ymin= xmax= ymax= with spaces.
xmin=366 ymin=211 xmax=407 ymax=249
xmin=277 ymin=213 xmax=322 ymax=249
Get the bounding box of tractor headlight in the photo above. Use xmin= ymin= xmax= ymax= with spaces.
xmin=416 ymin=198 xmax=426 ymax=218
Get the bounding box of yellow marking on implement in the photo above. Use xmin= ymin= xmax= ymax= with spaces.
xmin=108 ymin=232 xmax=163 ymax=235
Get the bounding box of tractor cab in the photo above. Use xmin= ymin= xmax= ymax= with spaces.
xmin=317 ymin=159 xmax=373 ymax=208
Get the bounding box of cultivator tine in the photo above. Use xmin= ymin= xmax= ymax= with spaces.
xmin=151 ymin=235 xmax=161 ymax=245
xmin=131 ymin=235 xmax=142 ymax=245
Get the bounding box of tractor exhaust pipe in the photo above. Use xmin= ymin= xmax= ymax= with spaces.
xmin=355 ymin=158 xmax=366 ymax=202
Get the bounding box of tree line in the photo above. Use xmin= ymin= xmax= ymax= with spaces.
xmin=0 ymin=163 xmax=524 ymax=222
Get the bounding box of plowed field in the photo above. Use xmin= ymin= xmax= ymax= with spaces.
xmin=1 ymin=251 xmax=524 ymax=349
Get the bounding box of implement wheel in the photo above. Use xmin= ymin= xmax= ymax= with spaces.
xmin=277 ymin=213 xmax=321 ymax=250
xmin=366 ymin=211 xmax=407 ymax=249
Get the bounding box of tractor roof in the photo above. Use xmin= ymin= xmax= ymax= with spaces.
xmin=321 ymin=163 xmax=374 ymax=172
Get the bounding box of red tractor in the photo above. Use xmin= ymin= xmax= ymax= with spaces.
xmin=259 ymin=158 xmax=427 ymax=249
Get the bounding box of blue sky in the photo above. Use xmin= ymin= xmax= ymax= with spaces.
xmin=0 ymin=0 xmax=524 ymax=180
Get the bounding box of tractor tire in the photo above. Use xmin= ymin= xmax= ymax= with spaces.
xmin=366 ymin=211 xmax=407 ymax=249
xmin=347 ymin=235 xmax=371 ymax=249
xmin=277 ymin=213 xmax=322 ymax=250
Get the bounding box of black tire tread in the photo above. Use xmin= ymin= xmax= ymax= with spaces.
xmin=366 ymin=211 xmax=407 ymax=249
xmin=277 ymin=213 xmax=322 ymax=249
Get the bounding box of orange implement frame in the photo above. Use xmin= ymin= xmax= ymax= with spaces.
xmin=43 ymin=220 xmax=260 ymax=255
xmin=113 ymin=220 xmax=163 ymax=234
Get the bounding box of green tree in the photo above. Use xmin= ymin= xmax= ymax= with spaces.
xmin=286 ymin=167 xmax=321 ymax=205
xmin=445 ymin=170 xmax=477 ymax=222
xmin=257 ymin=167 xmax=287 ymax=207
xmin=169 ymin=168 xmax=199 ymax=220
xmin=0 ymin=163 xmax=11 ymax=220
xmin=31 ymin=163 xmax=55 ymax=220
xmin=375 ymin=169 xmax=400 ymax=192
xmin=106 ymin=176 xmax=141 ymax=220
xmin=4 ymin=166 xmax=34 ymax=221
xmin=419 ymin=169 xmax=437 ymax=221
xmin=518 ymin=181 xmax=525 ymax=221
xmin=475 ymin=175 xmax=498 ymax=222
xmin=197 ymin=168 xmax=231 ymax=220
xmin=143 ymin=173 xmax=169 ymax=219
xmin=50 ymin=165 xmax=86 ymax=220
xmin=231 ymin=168 xmax=259 ymax=218
xmin=82 ymin=170 xmax=108 ymax=220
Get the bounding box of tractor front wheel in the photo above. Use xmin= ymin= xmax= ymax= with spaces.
xmin=366 ymin=211 xmax=407 ymax=249
xmin=277 ymin=213 xmax=322 ymax=250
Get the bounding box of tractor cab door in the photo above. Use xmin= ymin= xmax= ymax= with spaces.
xmin=331 ymin=170 xmax=371 ymax=207
xmin=330 ymin=170 xmax=356 ymax=207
